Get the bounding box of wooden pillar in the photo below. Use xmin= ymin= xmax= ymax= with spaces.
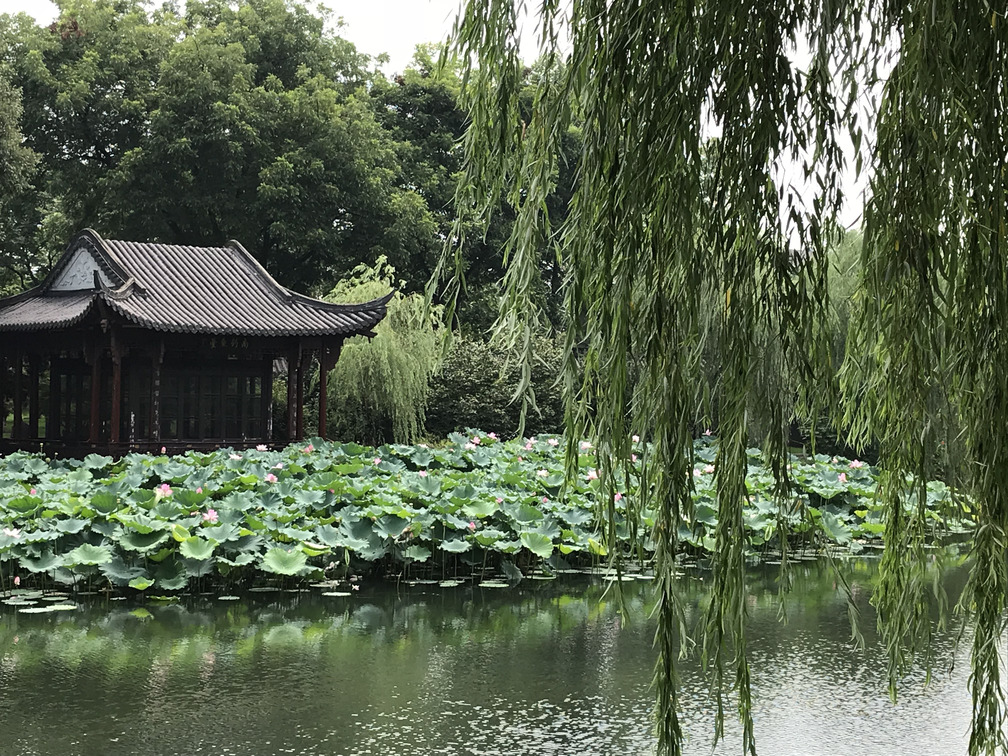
xmin=110 ymin=335 xmax=123 ymax=445
xmin=12 ymin=351 xmax=23 ymax=441
xmin=296 ymin=352 xmax=309 ymax=441
xmin=150 ymin=341 xmax=163 ymax=444
xmin=89 ymin=348 xmax=102 ymax=444
xmin=318 ymin=354 xmax=328 ymax=440
xmin=286 ymin=350 xmax=297 ymax=441
xmin=28 ymin=357 xmax=39 ymax=439
xmin=0 ymin=354 xmax=7 ymax=439
xmin=317 ymin=340 xmax=342 ymax=441
xmin=48 ymin=357 xmax=59 ymax=440
xmin=262 ymin=358 xmax=273 ymax=442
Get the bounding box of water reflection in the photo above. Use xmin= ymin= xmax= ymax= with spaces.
xmin=0 ymin=561 xmax=971 ymax=755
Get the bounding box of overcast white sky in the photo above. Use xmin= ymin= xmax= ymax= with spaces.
xmin=0 ymin=0 xmax=487 ymax=73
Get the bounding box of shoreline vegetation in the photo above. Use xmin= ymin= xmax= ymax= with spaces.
xmin=0 ymin=432 xmax=971 ymax=603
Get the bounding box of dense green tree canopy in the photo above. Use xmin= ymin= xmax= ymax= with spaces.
xmin=0 ymin=0 xmax=438 ymax=291
xmin=444 ymin=2 xmax=1006 ymax=755
xmin=0 ymin=68 xmax=39 ymax=292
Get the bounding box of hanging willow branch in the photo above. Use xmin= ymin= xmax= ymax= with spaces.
xmin=439 ymin=1 xmax=1006 ymax=754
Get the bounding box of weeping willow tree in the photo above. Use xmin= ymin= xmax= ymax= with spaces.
xmin=324 ymin=257 xmax=442 ymax=444
xmin=436 ymin=1 xmax=1007 ymax=754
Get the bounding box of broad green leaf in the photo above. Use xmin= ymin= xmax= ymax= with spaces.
xmin=261 ymin=547 xmax=308 ymax=576
xmin=64 ymin=543 xmax=113 ymax=566
xmin=179 ymin=537 xmax=217 ymax=560
xmin=520 ymin=532 xmax=553 ymax=559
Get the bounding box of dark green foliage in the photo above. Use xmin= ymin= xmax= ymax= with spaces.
xmin=0 ymin=0 xmax=436 ymax=291
xmin=425 ymin=338 xmax=564 ymax=440
xmin=0 ymin=68 xmax=38 ymax=293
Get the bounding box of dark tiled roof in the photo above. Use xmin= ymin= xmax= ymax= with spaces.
xmin=0 ymin=230 xmax=392 ymax=337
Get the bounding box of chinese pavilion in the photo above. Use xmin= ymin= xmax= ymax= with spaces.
xmin=0 ymin=230 xmax=391 ymax=455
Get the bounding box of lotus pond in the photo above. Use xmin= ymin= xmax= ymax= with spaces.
xmin=0 ymin=433 xmax=970 ymax=597
xmin=0 ymin=558 xmax=972 ymax=755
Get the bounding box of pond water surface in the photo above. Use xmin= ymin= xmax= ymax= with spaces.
xmin=0 ymin=559 xmax=973 ymax=755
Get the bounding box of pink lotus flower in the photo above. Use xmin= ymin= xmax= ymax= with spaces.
xmin=13 ymin=576 xmax=19 ymax=587
xmin=580 ymin=441 xmax=591 ymax=451
xmin=256 ymin=444 xmax=268 ymax=451
xmin=418 ymin=470 xmax=428 ymax=478
xmin=548 ymin=438 xmax=559 ymax=447
xmin=694 ymin=468 xmax=702 ymax=477
xmin=464 ymin=442 xmax=476 ymax=450
xmin=849 ymin=459 xmax=864 ymax=469
xmin=29 ymin=488 xmax=36 ymax=496
xmin=703 ymin=429 xmax=712 ymax=436
xmin=373 ymin=457 xmax=382 ymax=465
xmin=468 ymin=520 xmax=476 ymax=531
xmin=537 ymin=469 xmax=549 ymax=477
xmin=274 ymin=462 xmax=284 ymax=469
xmin=3 ymin=528 xmax=21 ymax=538
xmin=614 ymin=492 xmax=623 ymax=502
xmin=488 ymin=432 xmax=498 ymax=441
xmin=303 ymin=444 xmax=314 ymax=453
xmin=495 ymin=497 xmax=503 ymax=504
xmin=158 ymin=483 xmax=173 ymax=497
xmin=632 ymin=434 xmax=640 ymax=444
xmin=838 ymin=472 xmax=848 ymax=484
xmin=196 ymin=487 xmax=203 ymax=494
xmin=471 ymin=436 xmax=481 ymax=445
xmin=832 ymin=456 xmax=839 ymax=464
xmin=542 ymin=496 xmax=548 ymax=503
xmin=229 ymin=453 xmax=242 ymax=460
xmin=517 ymin=456 xmax=523 ymax=462
xmin=265 ymin=473 xmax=278 ymax=483
xmin=587 ymin=469 xmax=598 ymax=481
xmin=631 ymin=454 xmax=638 ymax=463
xmin=203 ymin=508 xmax=218 ymax=524
xmin=703 ymin=464 xmax=715 ymax=474
xmin=524 ymin=442 xmax=534 ymax=451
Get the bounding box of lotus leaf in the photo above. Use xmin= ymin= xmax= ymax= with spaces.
xmin=404 ymin=545 xmax=432 ymax=561
xmin=514 ymin=503 xmax=545 ymax=523
xmin=55 ymin=518 xmax=87 ymax=534
xmin=819 ymin=512 xmax=852 ymax=544
xmin=21 ymin=551 xmax=62 ymax=572
xmin=374 ymin=515 xmax=410 ymax=540
xmin=440 ymin=538 xmax=472 ymax=553
xmin=64 ymin=543 xmax=113 ymax=566
xmin=179 ymin=537 xmax=217 ymax=561
xmin=261 ymin=547 xmax=308 ymax=576
xmin=520 ymin=532 xmax=554 ymax=559
xmin=462 ymin=499 xmax=499 ymax=519
xmin=89 ymin=492 xmax=120 ymax=516
xmin=128 ymin=576 xmax=154 ymax=590
xmin=474 ymin=528 xmax=506 ymax=547
xmin=184 ymin=557 xmax=215 ymax=577
xmin=217 ymin=552 xmax=257 ymax=567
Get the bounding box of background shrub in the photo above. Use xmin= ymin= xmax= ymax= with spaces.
xmin=425 ymin=337 xmax=564 ymax=439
